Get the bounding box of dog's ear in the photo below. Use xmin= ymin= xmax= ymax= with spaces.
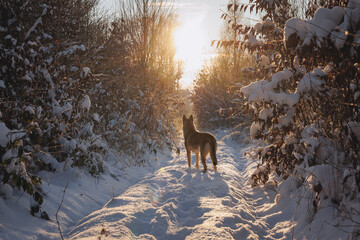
xmin=189 ymin=115 xmax=193 ymax=121
xmin=183 ymin=115 xmax=186 ymax=122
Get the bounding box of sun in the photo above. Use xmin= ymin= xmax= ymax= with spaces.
xmin=174 ymin=17 xmax=208 ymax=88
xmin=174 ymin=19 xmax=205 ymax=61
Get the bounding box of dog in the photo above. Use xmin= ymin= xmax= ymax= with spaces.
xmin=183 ymin=115 xmax=217 ymax=173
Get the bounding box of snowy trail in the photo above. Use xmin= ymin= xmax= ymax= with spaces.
xmin=67 ymin=135 xmax=294 ymax=240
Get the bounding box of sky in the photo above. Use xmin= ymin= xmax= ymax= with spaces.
xmin=100 ymin=0 xmax=229 ymax=40
xmin=100 ymin=0 xmax=231 ymax=88
xmin=172 ymin=0 xmax=230 ymax=87
xmin=172 ymin=0 xmax=229 ymax=43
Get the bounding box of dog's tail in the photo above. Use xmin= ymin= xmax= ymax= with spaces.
xmin=209 ymin=135 xmax=217 ymax=166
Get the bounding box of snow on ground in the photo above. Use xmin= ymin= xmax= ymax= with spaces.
xmin=0 ymin=150 xmax=172 ymax=240
xmin=0 ymin=129 xmax=353 ymax=239
xmin=66 ymin=130 xmax=292 ymax=240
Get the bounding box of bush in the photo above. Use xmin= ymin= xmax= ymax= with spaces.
xmin=0 ymin=0 xmax=181 ymax=216
xmin=229 ymin=0 xmax=360 ymax=215
xmin=191 ymin=2 xmax=254 ymax=129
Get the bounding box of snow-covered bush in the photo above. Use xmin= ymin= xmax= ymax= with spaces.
xmin=224 ymin=0 xmax=360 ymax=225
xmin=0 ymin=0 xmax=181 ymax=217
xmin=86 ymin=0 xmax=183 ymax=158
xmin=0 ymin=0 xmax=111 ymax=217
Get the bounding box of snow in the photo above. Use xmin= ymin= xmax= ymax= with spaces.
xmin=70 ymin=66 xmax=78 ymax=72
xmin=41 ymin=67 xmax=53 ymax=86
xmin=270 ymin=68 xmax=293 ymax=88
xmin=67 ymin=132 xmax=285 ymax=240
xmin=259 ymin=55 xmax=270 ymax=69
xmin=331 ymin=3 xmax=360 ymax=50
xmin=308 ymin=164 xmax=341 ymax=202
xmin=284 ymin=18 xmax=309 ymax=42
xmin=276 ymin=107 xmax=295 ymax=127
xmin=25 ymin=7 xmax=47 ymax=39
xmin=0 ymin=129 xmax=356 ymax=239
xmin=81 ymin=95 xmax=91 ymax=112
xmin=3 ymin=0 xmax=357 ymax=237
xmin=241 ymin=69 xmax=299 ymax=107
xmin=0 ymin=122 xmax=26 ymax=148
xmin=250 ymin=122 xmax=263 ymax=139
xmin=354 ymin=91 xmax=360 ymax=101
xmin=246 ymin=35 xmax=262 ymax=47
xmin=348 ymin=121 xmax=360 ymax=142
xmin=242 ymin=66 xmax=329 ymax=131
xmin=0 ymin=80 xmax=5 ymax=88
xmin=258 ymin=108 xmax=273 ymax=120
xmin=93 ymin=113 xmax=100 ymax=122
xmin=0 ymin=122 xmax=11 ymax=147
xmin=23 ymin=73 xmax=32 ymax=81
xmin=0 ymin=158 xmax=156 ymax=239
xmin=348 ymin=0 xmax=360 ymax=8
xmin=296 ymin=69 xmax=325 ymax=94
xmin=0 ymin=184 xmax=13 ymax=199
xmin=285 ymin=3 xmax=360 ymax=49
xmin=5 ymin=35 xmax=17 ymax=45
xmin=57 ymin=45 xmax=86 ymax=57
xmin=254 ymin=19 xmax=274 ymax=32
xmin=43 ymin=33 xmax=53 ymax=39
xmin=81 ymin=67 xmax=91 ymax=78
xmin=303 ymin=7 xmax=344 ymax=46
xmin=25 ymin=106 xmax=35 ymax=115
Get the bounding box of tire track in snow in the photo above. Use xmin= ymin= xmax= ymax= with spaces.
xmin=67 ymin=137 xmax=293 ymax=240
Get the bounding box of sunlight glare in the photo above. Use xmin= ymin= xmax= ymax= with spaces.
xmin=174 ymin=17 xmax=208 ymax=88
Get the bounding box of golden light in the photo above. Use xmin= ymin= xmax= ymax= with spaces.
xmin=174 ymin=17 xmax=208 ymax=88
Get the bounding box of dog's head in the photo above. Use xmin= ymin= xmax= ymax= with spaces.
xmin=183 ymin=115 xmax=195 ymax=132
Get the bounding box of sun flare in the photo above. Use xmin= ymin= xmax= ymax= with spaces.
xmin=174 ymin=18 xmax=208 ymax=88
xmin=174 ymin=20 xmax=206 ymax=61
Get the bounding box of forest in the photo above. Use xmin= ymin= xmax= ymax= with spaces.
xmin=1 ymin=0 xmax=360 ymax=239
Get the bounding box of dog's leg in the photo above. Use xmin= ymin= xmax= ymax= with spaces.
xmin=186 ymin=149 xmax=191 ymax=167
xmin=210 ymin=152 xmax=217 ymax=171
xmin=200 ymin=153 xmax=207 ymax=173
xmin=195 ymin=153 xmax=199 ymax=169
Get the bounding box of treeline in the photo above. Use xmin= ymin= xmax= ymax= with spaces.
xmin=0 ymin=0 xmax=182 ymax=217
xmin=191 ymin=1 xmax=254 ymax=129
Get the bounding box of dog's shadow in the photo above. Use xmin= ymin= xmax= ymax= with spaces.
xmin=180 ymin=165 xmax=229 ymax=199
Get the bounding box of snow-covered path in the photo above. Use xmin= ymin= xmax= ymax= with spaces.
xmin=67 ymin=134 xmax=294 ymax=240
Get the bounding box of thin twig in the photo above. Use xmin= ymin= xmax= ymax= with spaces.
xmin=106 ymin=181 xmax=115 ymax=200
xmin=323 ymin=220 xmax=352 ymax=234
xmin=80 ymin=192 xmax=102 ymax=206
xmin=56 ymin=180 xmax=69 ymax=240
